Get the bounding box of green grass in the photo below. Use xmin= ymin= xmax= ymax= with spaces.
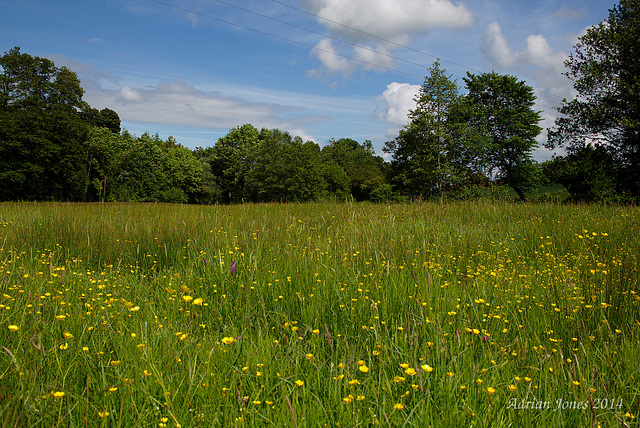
xmin=1 ymin=201 xmax=639 ymax=427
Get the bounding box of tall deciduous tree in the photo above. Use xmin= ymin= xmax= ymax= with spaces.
xmin=463 ymin=72 xmax=541 ymax=201
xmin=0 ymin=46 xmax=90 ymax=200
xmin=547 ymin=0 xmax=640 ymax=196
xmin=384 ymin=61 xmax=464 ymax=201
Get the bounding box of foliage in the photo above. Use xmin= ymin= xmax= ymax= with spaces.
xmin=547 ymin=0 xmax=640 ymax=197
xmin=384 ymin=61 xmax=469 ymax=200
xmin=0 ymin=47 xmax=91 ymax=201
xmin=463 ymin=72 xmax=542 ymax=201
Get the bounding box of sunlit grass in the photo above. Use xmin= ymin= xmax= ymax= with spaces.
xmin=1 ymin=201 xmax=639 ymax=427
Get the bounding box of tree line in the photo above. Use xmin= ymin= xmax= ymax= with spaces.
xmin=1 ymin=0 xmax=638 ymax=203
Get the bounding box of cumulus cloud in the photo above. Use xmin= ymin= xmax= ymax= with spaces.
xmin=481 ymin=21 xmax=571 ymax=94
xmin=375 ymin=82 xmax=420 ymax=136
xmin=303 ymin=0 xmax=474 ymax=81
xmin=302 ymin=0 xmax=474 ymax=42
xmin=308 ymin=38 xmax=398 ymax=78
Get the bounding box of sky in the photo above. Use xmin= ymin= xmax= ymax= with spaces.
xmin=1 ymin=0 xmax=617 ymax=160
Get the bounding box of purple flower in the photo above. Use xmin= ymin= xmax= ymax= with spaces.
xmin=230 ymin=260 xmax=236 ymax=275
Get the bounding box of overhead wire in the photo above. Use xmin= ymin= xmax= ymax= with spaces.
xmin=150 ymin=0 xmax=425 ymax=79
xmin=150 ymin=0 xmax=566 ymax=106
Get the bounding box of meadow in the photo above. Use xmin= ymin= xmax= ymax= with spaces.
xmin=0 ymin=201 xmax=639 ymax=427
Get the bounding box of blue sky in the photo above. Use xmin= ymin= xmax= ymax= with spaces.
xmin=1 ymin=0 xmax=616 ymax=160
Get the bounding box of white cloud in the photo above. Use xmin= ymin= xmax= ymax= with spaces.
xmin=302 ymin=0 xmax=474 ymax=42
xmin=308 ymin=38 xmax=398 ymax=78
xmin=308 ymin=38 xmax=357 ymax=78
xmin=375 ymin=82 xmax=420 ymax=136
xmin=115 ymin=86 xmax=144 ymax=103
xmin=481 ymin=21 xmax=516 ymax=68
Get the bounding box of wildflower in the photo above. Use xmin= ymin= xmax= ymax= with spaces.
xmin=421 ymin=364 xmax=433 ymax=372
xmin=193 ymin=298 xmax=203 ymax=306
xmin=8 ymin=325 xmax=19 ymax=332
xmin=252 ymin=400 xmax=261 ymax=405
xmin=230 ymin=260 xmax=236 ymax=275
xmin=108 ymin=387 xmax=118 ymax=392
xmin=59 ymin=343 xmax=68 ymax=350
xmin=129 ymin=306 xmax=140 ymax=312
xmin=405 ymin=368 xmax=417 ymax=376
xmin=295 ymin=380 xmax=304 ymax=387
xmin=508 ymin=384 xmax=517 ymax=392
xmin=342 ymin=396 xmax=353 ymax=404
xmin=393 ymin=403 xmax=404 ymax=410
xmin=348 ymin=379 xmax=361 ymax=385
xmin=110 ymin=360 xmax=121 ymax=366
xmin=52 ymin=391 xmax=65 ymax=399
xmin=63 ymin=331 xmax=73 ymax=339
xmin=82 ymin=346 xmax=89 ymax=352
xmin=221 ymin=337 xmax=236 ymax=345
xmin=55 ymin=315 xmax=66 ymax=321
xmin=98 ymin=410 xmax=109 ymax=418
xmin=486 ymin=387 xmax=496 ymax=395
xmin=182 ymin=295 xmax=193 ymax=303
xmin=359 ymin=365 xmax=370 ymax=373
xmin=393 ymin=376 xmax=405 ymax=383
xmin=476 ymin=379 xmax=483 ymax=384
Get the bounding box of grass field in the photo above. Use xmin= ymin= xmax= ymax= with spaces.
xmin=1 ymin=201 xmax=639 ymax=427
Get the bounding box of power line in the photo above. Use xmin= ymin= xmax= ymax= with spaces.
xmin=268 ymin=0 xmax=567 ymax=104
xmin=150 ymin=0 xmax=424 ymax=79
xmin=150 ymin=0 xmax=566 ymax=105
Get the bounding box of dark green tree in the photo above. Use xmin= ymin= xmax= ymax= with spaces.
xmin=322 ymin=138 xmax=385 ymax=200
xmin=463 ymin=72 xmax=542 ymax=201
xmin=546 ymin=0 xmax=640 ymax=196
xmin=384 ymin=61 xmax=467 ymax=201
xmin=0 ymin=47 xmax=90 ymax=200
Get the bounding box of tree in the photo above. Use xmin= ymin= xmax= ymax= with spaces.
xmin=322 ymin=138 xmax=385 ymax=200
xmin=384 ymin=61 xmax=465 ymax=201
xmin=463 ymin=72 xmax=541 ymax=201
xmin=0 ymin=46 xmax=90 ymax=200
xmin=546 ymin=0 xmax=640 ymax=196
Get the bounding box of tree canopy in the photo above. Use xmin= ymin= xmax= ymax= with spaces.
xmin=547 ymin=0 xmax=640 ymax=198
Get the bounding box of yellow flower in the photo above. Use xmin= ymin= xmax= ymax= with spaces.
xmin=144 ymin=370 xmax=152 ymax=376
xmin=508 ymin=384 xmax=517 ymax=392
xmin=359 ymin=365 xmax=370 ymax=373
xmin=348 ymin=379 xmax=361 ymax=385
xmin=252 ymin=400 xmax=261 ymax=405
xmin=55 ymin=315 xmax=66 ymax=321
xmin=108 ymin=387 xmax=118 ymax=392
xmin=63 ymin=331 xmax=73 ymax=339
xmin=82 ymin=346 xmax=89 ymax=352
xmin=98 ymin=410 xmax=109 ymax=418
xmin=59 ymin=343 xmax=68 ymax=350
xmin=295 ymin=380 xmax=304 ymax=387
xmin=333 ymin=374 xmax=345 ymax=380
xmin=393 ymin=403 xmax=404 ymax=410
xmin=8 ymin=325 xmax=19 ymax=332
xmin=421 ymin=364 xmax=433 ymax=372
xmin=110 ymin=360 xmax=121 ymax=366
xmin=129 ymin=306 xmax=140 ymax=312
xmin=192 ymin=298 xmax=203 ymax=306
xmin=476 ymin=379 xmax=483 ymax=384
xmin=182 ymin=295 xmax=193 ymax=303
xmin=221 ymin=337 xmax=236 ymax=345
xmin=486 ymin=387 xmax=496 ymax=395
xmin=342 ymin=396 xmax=353 ymax=404
xmin=400 ymin=363 xmax=410 ymax=369
xmin=393 ymin=376 xmax=405 ymax=383
xmin=404 ymin=368 xmax=417 ymax=376
xmin=52 ymin=391 xmax=65 ymax=399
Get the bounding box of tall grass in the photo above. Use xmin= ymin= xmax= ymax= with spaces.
xmin=1 ymin=201 xmax=639 ymax=427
